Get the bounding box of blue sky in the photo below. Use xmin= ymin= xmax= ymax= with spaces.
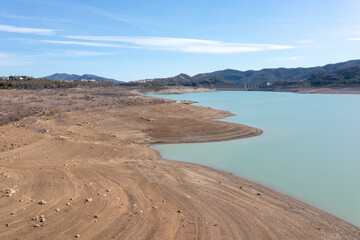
xmin=1 ymin=0 xmax=360 ymax=81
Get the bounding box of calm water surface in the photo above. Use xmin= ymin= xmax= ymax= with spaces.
xmin=149 ymin=91 xmax=360 ymax=226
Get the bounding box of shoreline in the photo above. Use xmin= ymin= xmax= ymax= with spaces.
xmin=0 ymin=88 xmax=359 ymax=239
xmin=139 ymin=86 xmax=360 ymax=95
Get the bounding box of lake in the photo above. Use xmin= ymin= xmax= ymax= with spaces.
xmin=149 ymin=91 xmax=360 ymax=226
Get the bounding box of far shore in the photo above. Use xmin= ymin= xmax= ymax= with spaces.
xmin=136 ymin=85 xmax=360 ymax=95
xmin=0 ymin=87 xmax=359 ymax=239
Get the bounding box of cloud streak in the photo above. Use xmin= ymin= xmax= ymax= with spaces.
xmin=0 ymin=53 xmax=32 ymax=66
xmin=42 ymin=40 xmax=121 ymax=48
xmin=1 ymin=14 xmax=70 ymax=22
xmin=62 ymin=36 xmax=294 ymax=54
xmin=348 ymin=38 xmax=360 ymax=41
xmin=42 ymin=50 xmax=115 ymax=57
xmin=270 ymin=56 xmax=302 ymax=61
xmin=0 ymin=24 xmax=56 ymax=35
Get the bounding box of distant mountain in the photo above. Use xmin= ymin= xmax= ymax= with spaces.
xmin=125 ymin=73 xmax=237 ymax=88
xmin=193 ymin=60 xmax=360 ymax=84
xmin=43 ymin=73 xmax=122 ymax=83
xmin=307 ymin=66 xmax=360 ymax=86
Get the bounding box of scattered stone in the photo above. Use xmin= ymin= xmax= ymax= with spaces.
xmin=152 ymin=206 xmax=158 ymax=209
xmin=59 ymin=136 xmax=69 ymax=141
xmin=38 ymin=200 xmax=47 ymax=205
xmin=106 ymin=189 xmax=111 ymax=192
xmin=162 ymin=200 xmax=167 ymax=203
xmin=34 ymin=224 xmax=40 ymax=228
xmin=66 ymin=202 xmax=70 ymax=206
xmin=177 ymin=210 xmax=182 ymax=213
xmin=75 ymin=234 xmax=80 ymax=238
xmin=94 ymin=215 xmax=99 ymax=218
xmin=85 ymin=198 xmax=93 ymax=203
xmin=5 ymin=188 xmax=16 ymax=197
xmin=6 ymin=223 xmax=10 ymax=227
xmin=70 ymin=198 xmax=74 ymax=201
xmin=55 ymin=208 xmax=60 ymax=212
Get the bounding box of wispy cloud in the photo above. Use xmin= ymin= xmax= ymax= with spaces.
xmin=38 ymin=1 xmax=158 ymax=26
xmin=1 ymin=14 xmax=70 ymax=22
xmin=0 ymin=24 xmax=56 ymax=35
xmin=0 ymin=53 xmax=32 ymax=66
xmin=270 ymin=56 xmax=302 ymax=61
xmin=0 ymin=53 xmax=9 ymax=58
xmin=42 ymin=40 xmax=121 ymax=48
xmin=42 ymin=50 xmax=114 ymax=57
xmin=348 ymin=38 xmax=360 ymax=41
xmin=63 ymin=36 xmax=294 ymax=54
xmin=295 ymin=40 xmax=314 ymax=44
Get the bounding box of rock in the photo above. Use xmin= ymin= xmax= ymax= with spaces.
xmin=10 ymin=212 xmax=15 ymax=216
xmin=85 ymin=198 xmax=92 ymax=203
xmin=94 ymin=215 xmax=98 ymax=218
xmin=34 ymin=224 xmax=40 ymax=228
xmin=177 ymin=210 xmax=182 ymax=213
xmin=59 ymin=136 xmax=68 ymax=141
xmin=256 ymin=193 xmax=262 ymax=196
xmin=55 ymin=208 xmax=60 ymax=212
xmin=38 ymin=200 xmax=47 ymax=205
xmin=5 ymin=188 xmax=16 ymax=197
xmin=75 ymin=234 xmax=80 ymax=238
xmin=152 ymin=206 xmax=158 ymax=209
xmin=66 ymin=202 xmax=70 ymax=206
xmin=106 ymin=189 xmax=111 ymax=192
xmin=6 ymin=223 xmax=10 ymax=227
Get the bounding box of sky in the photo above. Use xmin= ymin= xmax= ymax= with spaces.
xmin=1 ymin=0 xmax=360 ymax=81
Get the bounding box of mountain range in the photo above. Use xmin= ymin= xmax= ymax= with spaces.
xmin=122 ymin=59 xmax=360 ymax=89
xmin=42 ymin=59 xmax=360 ymax=89
xmin=43 ymin=73 xmax=122 ymax=83
xmin=193 ymin=59 xmax=360 ymax=85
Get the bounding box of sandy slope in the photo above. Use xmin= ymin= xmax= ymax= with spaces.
xmin=0 ymin=88 xmax=359 ymax=240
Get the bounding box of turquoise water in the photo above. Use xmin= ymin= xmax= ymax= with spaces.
xmin=149 ymin=91 xmax=360 ymax=226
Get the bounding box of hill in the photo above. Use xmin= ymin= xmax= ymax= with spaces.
xmin=123 ymin=73 xmax=237 ymax=88
xmin=43 ymin=73 xmax=122 ymax=83
xmin=307 ymin=66 xmax=360 ymax=86
xmin=193 ymin=59 xmax=360 ymax=84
